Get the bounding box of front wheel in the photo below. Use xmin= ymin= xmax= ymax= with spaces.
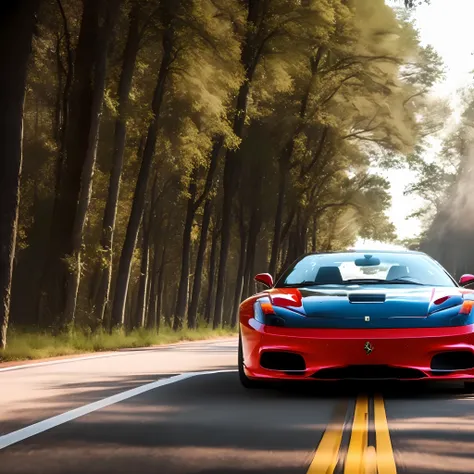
xmin=238 ymin=332 xmax=263 ymax=389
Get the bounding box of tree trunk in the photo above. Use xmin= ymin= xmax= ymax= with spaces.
xmin=168 ymin=286 xmax=178 ymax=328
xmin=147 ymin=290 xmax=157 ymax=330
xmin=162 ymin=276 xmax=172 ymax=327
xmin=311 ymin=214 xmax=318 ymax=252
xmin=213 ymin=0 xmax=263 ymax=328
xmin=63 ymin=0 xmax=121 ymax=328
xmin=230 ymin=224 xmax=247 ymax=327
xmin=280 ymin=233 xmax=290 ymax=277
xmin=280 ymin=209 xmax=308 ymax=278
xmin=156 ymin=231 xmax=169 ymax=328
xmin=53 ymin=33 xmax=63 ymax=144
xmin=134 ymin=174 xmax=157 ymax=329
xmin=268 ymin=49 xmax=324 ymax=276
xmin=269 ymin=146 xmax=291 ymax=276
xmin=53 ymin=0 xmax=74 ymax=197
xmin=295 ymin=209 xmax=307 ymax=256
xmin=173 ymin=173 xmax=198 ymax=330
xmin=144 ymin=251 xmax=153 ymax=321
xmin=146 ymin=242 xmax=159 ymax=329
xmin=111 ymin=24 xmax=174 ymax=328
xmin=213 ymin=85 xmax=249 ymax=328
xmin=175 ymin=134 xmax=220 ymax=329
xmin=39 ymin=0 xmax=106 ymax=328
xmin=145 ymin=202 xmax=164 ymax=330
xmin=94 ymin=2 xmax=141 ymax=324
xmin=243 ymin=207 xmax=262 ymax=300
xmin=134 ymin=222 xmax=150 ymax=329
xmin=0 ymin=0 xmax=40 ymax=349
xmin=204 ymin=220 xmax=219 ymax=325
xmin=281 ymin=229 xmax=297 ymax=275
xmin=126 ymin=282 xmax=139 ymax=332
xmin=187 ymin=200 xmax=211 ymax=329
xmin=155 ymin=289 xmax=162 ymax=331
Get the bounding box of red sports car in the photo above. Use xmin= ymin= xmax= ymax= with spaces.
xmin=238 ymin=250 xmax=474 ymax=389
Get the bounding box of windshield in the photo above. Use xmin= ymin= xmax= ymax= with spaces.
xmin=277 ymin=252 xmax=456 ymax=288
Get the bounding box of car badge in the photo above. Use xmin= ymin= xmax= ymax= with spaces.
xmin=364 ymin=342 xmax=374 ymax=355
xmin=364 ymin=316 xmax=370 ymax=322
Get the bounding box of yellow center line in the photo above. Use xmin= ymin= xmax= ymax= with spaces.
xmin=374 ymin=393 xmax=397 ymax=474
xmin=344 ymin=394 xmax=368 ymax=474
xmin=306 ymin=400 xmax=348 ymax=474
xmin=306 ymin=393 xmax=397 ymax=474
xmin=365 ymin=445 xmax=378 ymax=474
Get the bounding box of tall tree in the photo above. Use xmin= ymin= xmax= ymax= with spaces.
xmin=0 ymin=0 xmax=41 ymax=348
xmin=213 ymin=0 xmax=273 ymax=328
xmin=39 ymin=0 xmax=118 ymax=328
xmin=111 ymin=0 xmax=178 ymax=328
xmin=94 ymin=1 xmax=142 ymax=324
xmin=173 ymin=140 xmax=220 ymax=329
xmin=187 ymin=202 xmax=211 ymax=328
xmin=63 ymin=0 xmax=122 ymax=326
xmin=5 ymin=0 xmax=446 ymax=340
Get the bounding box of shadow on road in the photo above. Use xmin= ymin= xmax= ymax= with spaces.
xmin=0 ymin=371 xmax=337 ymax=474
xmin=3 ymin=371 xmax=474 ymax=474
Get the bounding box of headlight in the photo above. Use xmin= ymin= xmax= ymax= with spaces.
xmin=460 ymin=300 xmax=474 ymax=315
xmin=253 ymin=298 xmax=285 ymax=326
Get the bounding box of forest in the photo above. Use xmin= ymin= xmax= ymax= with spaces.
xmin=409 ymin=89 xmax=474 ymax=278
xmin=0 ymin=0 xmax=443 ymax=355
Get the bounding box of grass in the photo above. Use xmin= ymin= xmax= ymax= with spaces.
xmin=0 ymin=326 xmax=237 ymax=363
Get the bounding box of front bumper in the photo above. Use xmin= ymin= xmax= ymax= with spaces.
xmin=241 ymin=319 xmax=474 ymax=381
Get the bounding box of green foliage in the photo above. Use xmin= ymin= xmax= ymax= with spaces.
xmin=8 ymin=0 xmax=446 ymax=342
xmin=0 ymin=326 xmax=237 ymax=362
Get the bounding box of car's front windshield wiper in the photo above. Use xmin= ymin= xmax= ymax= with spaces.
xmin=283 ymin=278 xmax=428 ymax=288
xmin=281 ymin=281 xmax=324 ymax=288
xmin=387 ymin=278 xmax=426 ymax=286
xmin=346 ymin=278 xmax=386 ymax=284
xmin=345 ymin=278 xmax=426 ymax=286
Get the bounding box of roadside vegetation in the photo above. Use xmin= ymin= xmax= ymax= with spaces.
xmin=1 ymin=0 xmax=440 ymax=354
xmin=0 ymin=326 xmax=236 ymax=362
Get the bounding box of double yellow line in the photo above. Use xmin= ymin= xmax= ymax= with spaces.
xmin=307 ymin=394 xmax=396 ymax=474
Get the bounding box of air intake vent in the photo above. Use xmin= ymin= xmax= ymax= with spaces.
xmin=430 ymin=351 xmax=474 ymax=371
xmin=260 ymin=351 xmax=306 ymax=372
xmin=267 ymin=315 xmax=285 ymax=327
xmin=349 ymin=293 xmax=386 ymax=303
xmin=312 ymin=365 xmax=426 ymax=380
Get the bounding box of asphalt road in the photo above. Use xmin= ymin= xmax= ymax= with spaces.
xmin=1 ymin=338 xmax=474 ymax=474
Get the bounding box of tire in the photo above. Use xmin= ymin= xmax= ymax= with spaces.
xmin=238 ymin=332 xmax=263 ymax=389
xmin=464 ymin=381 xmax=474 ymax=392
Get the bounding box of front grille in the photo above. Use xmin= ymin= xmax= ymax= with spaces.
xmin=260 ymin=351 xmax=306 ymax=371
xmin=431 ymin=351 xmax=474 ymax=371
xmin=312 ymin=365 xmax=426 ymax=380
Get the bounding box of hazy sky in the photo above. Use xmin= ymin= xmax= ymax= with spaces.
xmin=360 ymin=0 xmax=474 ymax=250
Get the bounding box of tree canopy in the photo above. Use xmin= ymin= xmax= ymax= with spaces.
xmin=0 ymin=0 xmax=445 ymax=346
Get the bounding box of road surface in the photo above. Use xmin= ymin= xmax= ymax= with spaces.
xmin=1 ymin=337 xmax=474 ymax=473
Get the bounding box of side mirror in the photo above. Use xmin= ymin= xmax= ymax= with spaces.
xmin=254 ymin=273 xmax=273 ymax=289
xmin=460 ymin=274 xmax=474 ymax=287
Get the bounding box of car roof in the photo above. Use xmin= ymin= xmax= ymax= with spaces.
xmin=303 ymin=249 xmax=427 ymax=256
xmin=274 ymin=249 xmax=457 ymax=287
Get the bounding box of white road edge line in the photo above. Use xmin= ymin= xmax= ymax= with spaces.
xmin=0 ymin=339 xmax=236 ymax=373
xmin=0 ymin=369 xmax=237 ymax=450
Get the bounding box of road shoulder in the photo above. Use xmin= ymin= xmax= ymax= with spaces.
xmin=0 ymin=336 xmax=237 ymax=370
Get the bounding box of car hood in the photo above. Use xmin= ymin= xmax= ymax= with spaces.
xmin=264 ymin=285 xmax=474 ymax=329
